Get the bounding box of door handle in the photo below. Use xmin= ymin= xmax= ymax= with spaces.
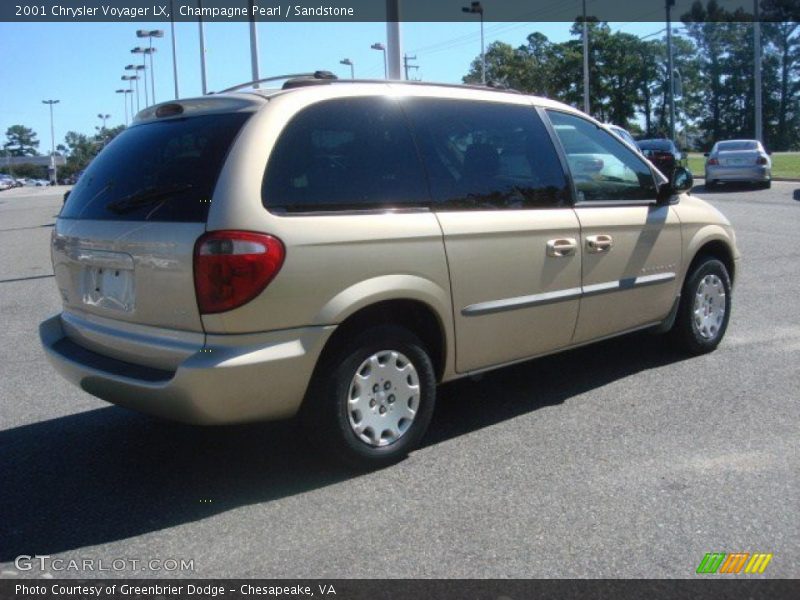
xmin=586 ymin=234 xmax=614 ymax=253
xmin=546 ymin=238 xmax=578 ymax=257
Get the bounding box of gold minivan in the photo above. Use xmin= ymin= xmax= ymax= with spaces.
xmin=40 ymin=74 xmax=739 ymax=467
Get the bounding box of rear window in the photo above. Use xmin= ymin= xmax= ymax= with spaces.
xmin=637 ymin=140 xmax=673 ymax=152
xmin=60 ymin=113 xmax=249 ymax=222
xmin=716 ymin=141 xmax=759 ymax=151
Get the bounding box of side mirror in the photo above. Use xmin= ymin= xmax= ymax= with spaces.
xmin=63 ymin=190 xmax=71 ymax=204
xmin=703 ymin=152 xmax=709 ymax=157
xmin=657 ymin=166 xmax=693 ymax=204
xmin=767 ymin=149 xmax=773 ymax=156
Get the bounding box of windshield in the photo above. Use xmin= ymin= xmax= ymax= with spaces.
xmin=716 ymin=141 xmax=759 ymax=152
xmin=60 ymin=113 xmax=249 ymax=222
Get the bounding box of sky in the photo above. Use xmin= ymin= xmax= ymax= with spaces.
xmin=0 ymin=20 xmax=667 ymax=152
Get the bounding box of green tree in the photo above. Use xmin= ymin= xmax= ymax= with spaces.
xmin=3 ymin=125 xmax=40 ymax=156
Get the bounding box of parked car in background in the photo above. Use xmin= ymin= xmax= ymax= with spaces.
xmin=40 ymin=77 xmax=738 ymax=468
xmin=636 ymin=139 xmax=687 ymax=178
xmin=605 ymin=124 xmax=638 ymax=150
xmin=704 ymin=139 xmax=771 ymax=189
xmin=0 ymin=176 xmax=14 ymax=190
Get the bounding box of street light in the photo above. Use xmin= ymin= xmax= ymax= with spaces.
xmin=121 ymin=75 xmax=137 ymax=117
xmin=462 ymin=1 xmax=485 ymax=84
xmin=116 ymin=90 xmax=132 ymax=125
xmin=136 ymin=30 xmax=163 ymax=104
xmin=125 ymin=64 xmax=145 ymax=111
xmin=131 ymin=47 xmax=155 ymax=107
xmin=42 ymin=99 xmax=59 ymax=184
xmin=371 ymin=43 xmax=387 ymax=79
xmin=340 ymin=58 xmax=355 ymax=79
xmin=97 ymin=113 xmax=110 ymax=130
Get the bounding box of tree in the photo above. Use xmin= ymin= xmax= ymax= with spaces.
xmin=3 ymin=125 xmax=40 ymax=157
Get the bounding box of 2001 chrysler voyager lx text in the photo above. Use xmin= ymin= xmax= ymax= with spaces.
xmin=40 ymin=74 xmax=739 ymax=467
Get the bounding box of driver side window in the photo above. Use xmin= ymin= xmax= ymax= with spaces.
xmin=546 ymin=110 xmax=657 ymax=202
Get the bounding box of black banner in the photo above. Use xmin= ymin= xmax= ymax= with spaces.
xmin=3 ymin=579 xmax=800 ymax=600
xmin=2 ymin=0 xmax=798 ymax=23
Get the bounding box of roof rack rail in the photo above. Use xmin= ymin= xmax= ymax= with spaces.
xmin=217 ymin=71 xmax=336 ymax=93
xmin=277 ymin=78 xmax=522 ymax=95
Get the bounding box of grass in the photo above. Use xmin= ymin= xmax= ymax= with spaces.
xmin=688 ymin=152 xmax=800 ymax=179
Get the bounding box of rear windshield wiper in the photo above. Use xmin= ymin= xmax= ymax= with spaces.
xmin=105 ymin=184 xmax=193 ymax=214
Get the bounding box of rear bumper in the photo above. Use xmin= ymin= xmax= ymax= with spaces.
xmin=40 ymin=314 xmax=335 ymax=425
xmin=705 ymin=165 xmax=770 ymax=182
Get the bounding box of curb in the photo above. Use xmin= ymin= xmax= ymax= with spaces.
xmin=692 ymin=175 xmax=800 ymax=183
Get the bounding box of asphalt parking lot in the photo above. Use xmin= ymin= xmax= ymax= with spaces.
xmin=1 ymin=182 xmax=798 ymax=579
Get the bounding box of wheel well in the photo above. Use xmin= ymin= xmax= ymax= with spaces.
xmin=319 ymin=300 xmax=447 ymax=381
xmin=690 ymin=240 xmax=736 ymax=284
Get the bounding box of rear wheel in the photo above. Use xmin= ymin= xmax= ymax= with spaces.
xmin=302 ymin=325 xmax=436 ymax=469
xmin=761 ymin=180 xmax=772 ymax=189
xmin=670 ymin=257 xmax=732 ymax=355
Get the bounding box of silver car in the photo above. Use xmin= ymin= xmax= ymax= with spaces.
xmin=705 ymin=139 xmax=771 ymax=188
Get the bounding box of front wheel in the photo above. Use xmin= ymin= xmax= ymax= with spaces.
xmin=670 ymin=257 xmax=732 ymax=355
xmin=302 ymin=325 xmax=437 ymax=469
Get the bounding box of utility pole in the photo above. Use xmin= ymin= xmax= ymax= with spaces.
xmin=754 ymin=0 xmax=763 ymax=143
xmin=403 ymin=54 xmax=419 ymax=80
xmin=42 ymin=99 xmax=59 ymax=184
xmin=666 ymin=0 xmax=676 ymax=140
xmin=198 ymin=0 xmax=208 ymax=94
xmin=248 ymin=0 xmax=261 ymax=87
xmin=462 ymin=2 xmax=485 ymax=84
xmin=170 ymin=0 xmax=179 ymax=98
xmin=582 ymin=0 xmax=590 ymax=114
xmin=386 ymin=0 xmax=402 ymax=80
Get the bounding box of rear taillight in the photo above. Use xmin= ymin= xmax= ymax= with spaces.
xmin=756 ymin=156 xmax=768 ymax=165
xmin=707 ymin=158 xmax=719 ymax=166
xmin=194 ymin=231 xmax=285 ymax=314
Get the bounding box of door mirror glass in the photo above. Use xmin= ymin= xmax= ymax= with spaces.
xmin=658 ymin=166 xmax=693 ymax=203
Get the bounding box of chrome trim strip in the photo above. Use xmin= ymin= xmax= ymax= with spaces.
xmin=462 ymin=272 xmax=676 ymax=317
xmin=462 ymin=287 xmax=582 ymax=316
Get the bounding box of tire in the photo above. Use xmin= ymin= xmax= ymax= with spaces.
xmin=670 ymin=257 xmax=732 ymax=355
xmin=301 ymin=325 xmax=437 ymax=469
xmin=761 ymin=180 xmax=772 ymax=189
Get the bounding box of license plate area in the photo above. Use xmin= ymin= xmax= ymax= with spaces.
xmin=77 ymin=250 xmax=136 ymax=313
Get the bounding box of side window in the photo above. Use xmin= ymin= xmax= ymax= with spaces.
xmin=262 ymin=97 xmax=428 ymax=212
xmin=547 ymin=111 xmax=658 ymax=203
xmin=404 ymin=98 xmax=570 ymax=209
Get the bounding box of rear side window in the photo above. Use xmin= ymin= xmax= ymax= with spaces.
xmin=60 ymin=113 xmax=249 ymax=222
xmin=262 ymin=97 xmax=428 ymax=212
xmin=403 ymin=98 xmax=570 ymax=209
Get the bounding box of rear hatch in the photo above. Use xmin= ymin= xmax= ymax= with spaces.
xmin=53 ymin=109 xmax=252 ymax=367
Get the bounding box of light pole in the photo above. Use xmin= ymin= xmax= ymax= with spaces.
xmin=666 ymin=0 xmax=676 ymax=141
xmin=169 ymin=0 xmax=179 ymax=98
xmin=754 ymin=0 xmax=763 ymax=143
xmin=340 ymin=58 xmax=355 ymax=79
xmin=42 ymin=99 xmax=59 ymax=184
xmin=130 ymin=48 xmax=149 ymax=106
xmin=247 ymin=1 xmax=261 ymax=87
xmin=137 ymin=30 xmax=163 ymax=104
xmin=116 ymin=90 xmax=132 ymax=125
xmin=121 ymin=75 xmax=137 ymax=117
xmin=125 ymin=64 xmax=145 ymax=111
xmin=462 ymin=1 xmax=485 ymax=84
xmin=582 ymin=0 xmax=590 ymax=114
xmin=198 ymin=0 xmax=208 ymax=94
xmin=371 ymin=43 xmax=387 ymax=79
xmin=97 ymin=113 xmax=110 ymax=130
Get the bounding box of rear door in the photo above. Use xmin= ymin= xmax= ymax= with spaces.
xmin=404 ymin=97 xmax=580 ymax=373
xmin=53 ymin=112 xmax=251 ymax=343
xmin=546 ymin=110 xmax=682 ymax=343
